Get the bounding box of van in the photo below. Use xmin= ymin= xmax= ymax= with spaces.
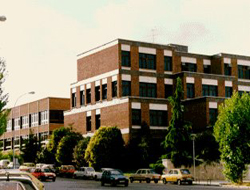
xmin=0 ymin=159 xmax=10 ymax=169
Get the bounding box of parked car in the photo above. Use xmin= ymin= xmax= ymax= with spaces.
xmin=19 ymin=163 xmax=35 ymax=172
xmin=0 ymin=181 xmax=27 ymax=190
xmin=42 ymin=168 xmax=56 ymax=181
xmin=30 ymin=168 xmax=46 ymax=181
xmin=0 ymin=169 xmax=45 ymax=190
xmin=94 ymin=168 xmax=113 ymax=181
xmin=0 ymin=159 xmax=10 ymax=169
xmin=73 ymin=167 xmax=95 ymax=179
xmin=101 ymin=169 xmax=128 ymax=187
xmin=58 ymin=165 xmax=75 ymax=178
xmin=42 ymin=164 xmax=56 ymax=173
xmin=35 ymin=163 xmax=46 ymax=169
xmin=7 ymin=161 xmax=20 ymax=169
xmin=129 ymin=169 xmax=161 ymax=183
xmin=161 ymin=168 xmax=194 ymax=185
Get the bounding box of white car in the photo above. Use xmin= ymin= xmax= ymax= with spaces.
xmin=94 ymin=168 xmax=113 ymax=181
xmin=73 ymin=167 xmax=95 ymax=179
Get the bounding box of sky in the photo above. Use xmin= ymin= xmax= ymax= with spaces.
xmin=0 ymin=0 xmax=250 ymax=107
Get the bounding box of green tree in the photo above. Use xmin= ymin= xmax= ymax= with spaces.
xmin=56 ymin=131 xmax=83 ymax=165
xmin=21 ymin=132 xmax=41 ymax=163
xmin=73 ymin=137 xmax=90 ymax=168
xmin=214 ymin=92 xmax=250 ymax=183
xmin=0 ymin=58 xmax=9 ymax=135
xmin=85 ymin=126 xmax=125 ymax=170
xmin=162 ymin=77 xmax=192 ymax=167
xmin=37 ymin=146 xmax=55 ymax=164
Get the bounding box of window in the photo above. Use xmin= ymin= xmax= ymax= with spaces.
xmin=187 ymin=83 xmax=195 ymax=98
xmin=22 ymin=116 xmax=29 ymax=129
xmin=112 ymin=81 xmax=117 ymax=98
xmin=204 ymin=65 xmax=211 ymax=74
xmin=164 ymin=56 xmax=172 ymax=71
xmin=31 ymin=113 xmax=38 ymax=127
xmin=80 ymin=90 xmax=85 ymax=106
xmin=225 ymin=87 xmax=233 ymax=98
xmin=121 ymin=51 xmax=131 ymax=67
xmin=102 ymin=84 xmax=107 ymax=100
xmin=5 ymin=138 xmax=11 ymax=148
xmin=7 ymin=120 xmax=12 ymax=132
xmin=40 ymin=132 xmax=49 ymax=142
xmin=202 ymin=85 xmax=218 ymax=96
xmin=49 ymin=110 xmax=64 ymax=123
xmin=72 ymin=92 xmax=76 ymax=108
xmin=14 ymin=137 xmax=20 ymax=146
xmin=86 ymin=116 xmax=91 ymax=132
xmin=95 ymin=86 xmax=100 ymax=102
xmin=139 ymin=83 xmax=157 ymax=98
xmin=132 ymin=109 xmax=141 ymax=125
xmin=122 ymin=81 xmax=131 ymax=96
xmin=40 ymin=111 xmax=48 ymax=125
xmin=14 ymin=118 xmax=20 ymax=130
xmin=86 ymin=89 xmax=91 ymax=104
xmin=181 ymin=63 xmax=197 ymax=72
xmin=139 ymin=53 xmax=156 ymax=70
xmin=209 ymin=108 xmax=218 ymax=125
xmin=95 ymin=114 xmax=100 ymax=130
xmin=150 ymin=110 xmax=168 ymax=126
xmin=224 ymin=64 xmax=231 ymax=76
xmin=165 ymin=85 xmax=173 ymax=98
xmin=238 ymin=65 xmax=250 ymax=79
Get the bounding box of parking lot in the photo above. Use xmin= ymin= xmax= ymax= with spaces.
xmin=44 ymin=177 xmax=240 ymax=190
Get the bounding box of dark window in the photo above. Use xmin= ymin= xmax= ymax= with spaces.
xmin=121 ymin=51 xmax=131 ymax=67
xmin=165 ymin=85 xmax=173 ymax=98
xmin=202 ymin=85 xmax=218 ymax=96
xmin=238 ymin=65 xmax=250 ymax=79
xmin=182 ymin=63 xmax=197 ymax=72
xmin=95 ymin=114 xmax=100 ymax=130
xmin=80 ymin=90 xmax=85 ymax=106
xmin=95 ymin=86 xmax=100 ymax=102
xmin=224 ymin=64 xmax=231 ymax=76
xmin=209 ymin=108 xmax=218 ymax=125
xmin=187 ymin=83 xmax=195 ymax=98
xmin=122 ymin=81 xmax=131 ymax=96
xmin=132 ymin=109 xmax=141 ymax=125
xmin=86 ymin=116 xmax=91 ymax=132
xmin=72 ymin=92 xmax=76 ymax=107
xmin=139 ymin=83 xmax=157 ymax=98
xmin=112 ymin=81 xmax=117 ymax=97
xmin=139 ymin=53 xmax=156 ymax=70
xmin=204 ymin=65 xmax=211 ymax=74
xmin=49 ymin=110 xmax=64 ymax=123
xmin=164 ymin=56 xmax=172 ymax=71
xmin=102 ymin=84 xmax=107 ymax=100
xmin=150 ymin=110 xmax=168 ymax=126
xmin=86 ymin=89 xmax=91 ymax=104
xmin=225 ymin=87 xmax=233 ymax=98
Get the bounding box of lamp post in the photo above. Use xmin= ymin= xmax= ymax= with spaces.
xmin=191 ymin=134 xmax=196 ymax=180
xmin=0 ymin=15 xmax=6 ymax=22
xmin=13 ymin=91 xmax=35 ymax=169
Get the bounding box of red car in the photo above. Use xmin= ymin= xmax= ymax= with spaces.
xmin=30 ymin=168 xmax=46 ymax=181
xmin=58 ymin=165 xmax=75 ymax=178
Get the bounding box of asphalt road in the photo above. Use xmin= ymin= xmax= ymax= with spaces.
xmin=44 ymin=177 xmax=241 ymax=190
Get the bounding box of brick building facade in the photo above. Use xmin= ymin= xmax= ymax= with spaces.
xmin=64 ymin=39 xmax=250 ymax=141
xmin=0 ymin=97 xmax=70 ymax=151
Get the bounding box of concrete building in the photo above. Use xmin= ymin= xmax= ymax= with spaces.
xmin=0 ymin=97 xmax=70 ymax=151
xmin=64 ymin=39 xmax=250 ymax=142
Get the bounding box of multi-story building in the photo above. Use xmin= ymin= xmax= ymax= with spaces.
xmin=0 ymin=97 xmax=70 ymax=151
xmin=64 ymin=39 xmax=250 ymax=142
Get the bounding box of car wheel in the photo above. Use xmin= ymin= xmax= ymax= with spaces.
xmin=101 ymin=181 xmax=105 ymax=186
xmin=154 ymin=179 xmax=158 ymax=184
xmin=188 ymin=181 xmax=193 ymax=185
xmin=146 ymin=178 xmax=150 ymax=183
xmin=125 ymin=181 xmax=128 ymax=187
xmin=73 ymin=174 xmax=77 ymax=179
xmin=163 ymin=178 xmax=167 ymax=184
xmin=177 ymin=179 xmax=181 ymax=185
xmin=130 ymin=177 xmax=134 ymax=183
xmin=53 ymin=178 xmax=56 ymax=182
xmin=111 ymin=181 xmax=116 ymax=187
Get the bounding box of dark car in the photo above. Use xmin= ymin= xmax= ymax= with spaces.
xmin=101 ymin=169 xmax=128 ymax=187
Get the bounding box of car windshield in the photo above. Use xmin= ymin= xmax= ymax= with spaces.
xmin=43 ymin=168 xmax=51 ymax=172
xmin=180 ymin=169 xmax=191 ymax=174
xmin=110 ymin=170 xmax=121 ymax=175
xmin=87 ymin=168 xmax=94 ymax=171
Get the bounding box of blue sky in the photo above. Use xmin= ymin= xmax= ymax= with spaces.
xmin=0 ymin=0 xmax=250 ymax=107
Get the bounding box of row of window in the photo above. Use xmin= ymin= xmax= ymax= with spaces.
xmin=86 ymin=114 xmax=101 ymax=132
xmin=122 ymin=51 xmax=250 ymax=79
xmin=7 ymin=110 xmax=63 ymax=132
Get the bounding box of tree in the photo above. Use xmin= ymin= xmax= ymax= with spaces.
xmin=73 ymin=137 xmax=90 ymax=168
xmin=214 ymin=92 xmax=250 ymax=183
xmin=0 ymin=58 xmax=9 ymax=135
xmin=162 ymin=77 xmax=192 ymax=167
xmin=37 ymin=146 xmax=55 ymax=164
xmin=55 ymin=131 xmax=83 ymax=165
xmin=21 ymin=132 xmax=41 ymax=163
xmin=85 ymin=126 xmax=125 ymax=170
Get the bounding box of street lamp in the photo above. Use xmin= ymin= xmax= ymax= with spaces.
xmin=0 ymin=16 xmax=6 ymax=22
xmin=191 ymin=134 xmax=196 ymax=180
xmin=13 ymin=91 xmax=35 ymax=169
